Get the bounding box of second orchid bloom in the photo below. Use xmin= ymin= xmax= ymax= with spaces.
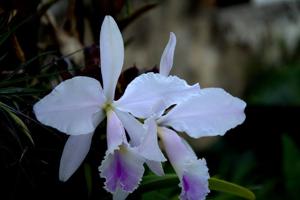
xmin=33 ymin=16 xmax=246 ymax=200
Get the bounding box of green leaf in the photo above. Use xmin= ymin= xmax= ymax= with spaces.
xmin=282 ymin=134 xmax=300 ymax=199
xmin=5 ymin=51 xmax=56 ymax=80
xmin=140 ymin=174 xmax=255 ymax=200
xmin=0 ymin=87 xmax=45 ymax=95
xmin=0 ymin=102 xmax=34 ymax=145
xmin=209 ymin=177 xmax=255 ymax=200
xmin=142 ymin=189 xmax=178 ymax=200
xmin=140 ymin=174 xmax=178 ymax=192
xmin=84 ymin=163 xmax=93 ymax=198
xmin=0 ymin=52 xmax=8 ymax=62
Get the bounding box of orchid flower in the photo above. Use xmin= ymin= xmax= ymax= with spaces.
xmin=33 ymin=15 xmax=199 ymax=198
xmin=112 ymin=32 xmax=187 ymax=177
xmin=138 ymin=88 xmax=246 ymax=200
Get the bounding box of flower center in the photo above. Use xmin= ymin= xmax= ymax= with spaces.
xmin=103 ymin=102 xmax=113 ymax=113
xmin=157 ymin=126 xmax=164 ymax=138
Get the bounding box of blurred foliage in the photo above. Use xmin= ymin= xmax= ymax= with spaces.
xmin=282 ymin=134 xmax=300 ymax=200
xmin=0 ymin=101 xmax=34 ymax=145
xmin=246 ymin=62 xmax=300 ymax=106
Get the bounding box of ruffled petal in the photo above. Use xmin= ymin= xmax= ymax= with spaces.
xmin=100 ymin=16 xmax=124 ymax=101
xmin=99 ymin=144 xmax=145 ymax=197
xmin=159 ymin=32 xmax=176 ymax=76
xmin=159 ymin=88 xmax=246 ymax=138
xmin=59 ymin=133 xmax=93 ymax=181
xmin=33 ymin=76 xmax=105 ymax=135
xmin=179 ymin=159 xmax=210 ymax=200
xmin=106 ymin=110 xmax=126 ymax=154
xmin=115 ymin=73 xmax=200 ymax=118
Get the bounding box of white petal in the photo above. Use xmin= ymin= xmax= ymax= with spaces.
xmin=159 ymin=127 xmax=196 ymax=175
xmin=115 ymin=73 xmax=200 ymax=118
xmin=159 ymin=32 xmax=176 ymax=76
xmin=59 ymin=133 xmax=93 ymax=181
xmin=159 ymin=88 xmax=246 ymax=138
xmin=106 ymin=110 xmax=126 ymax=153
xmin=33 ymin=76 xmax=106 ymax=135
xmin=100 ymin=16 xmax=124 ymax=101
xmin=138 ymin=118 xmax=166 ymax=162
xmin=150 ymin=99 xmax=168 ymax=118
xmin=114 ymin=109 xmax=146 ymax=146
xmin=146 ymin=160 xmax=165 ymax=176
xmin=113 ymin=188 xmax=129 ymax=200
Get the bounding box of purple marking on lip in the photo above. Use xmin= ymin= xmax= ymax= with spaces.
xmin=180 ymin=173 xmax=209 ymax=200
xmin=182 ymin=175 xmax=190 ymax=191
xmin=100 ymin=147 xmax=145 ymax=193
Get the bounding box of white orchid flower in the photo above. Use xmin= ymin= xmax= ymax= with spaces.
xmin=112 ymin=32 xmax=193 ymax=177
xmin=33 ymin=16 xmax=199 ymax=198
xmin=139 ymin=88 xmax=247 ymax=200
